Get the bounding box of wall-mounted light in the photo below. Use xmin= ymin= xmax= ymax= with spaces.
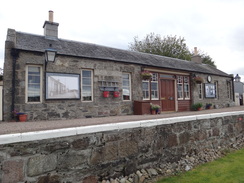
xmin=45 ymin=48 xmax=57 ymax=70
xmin=45 ymin=48 xmax=57 ymax=62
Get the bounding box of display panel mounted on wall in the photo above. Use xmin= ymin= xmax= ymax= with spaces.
xmin=46 ymin=73 xmax=80 ymax=100
xmin=205 ymin=83 xmax=216 ymax=98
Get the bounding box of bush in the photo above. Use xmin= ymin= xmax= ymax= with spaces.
xmin=191 ymin=103 xmax=203 ymax=111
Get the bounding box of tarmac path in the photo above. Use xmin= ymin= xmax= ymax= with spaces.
xmin=0 ymin=106 xmax=243 ymax=135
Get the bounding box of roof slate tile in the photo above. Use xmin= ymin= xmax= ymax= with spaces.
xmin=15 ymin=31 xmax=230 ymax=77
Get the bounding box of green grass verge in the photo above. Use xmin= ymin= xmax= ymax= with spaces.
xmin=156 ymin=148 xmax=244 ymax=183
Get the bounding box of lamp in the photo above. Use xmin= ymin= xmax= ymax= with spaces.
xmin=45 ymin=48 xmax=57 ymax=62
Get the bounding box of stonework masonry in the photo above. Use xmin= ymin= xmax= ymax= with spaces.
xmin=3 ymin=49 xmax=142 ymax=121
xmin=0 ymin=112 xmax=243 ymax=183
xmin=191 ymin=73 xmax=234 ymax=108
xmin=3 ymin=48 xmax=234 ymax=121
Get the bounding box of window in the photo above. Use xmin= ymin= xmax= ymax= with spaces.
xmin=197 ymin=83 xmax=203 ymax=99
xmin=215 ymin=81 xmax=218 ymax=99
xmin=122 ymin=73 xmax=131 ymax=100
xmin=151 ymin=73 xmax=158 ymax=100
xmin=177 ymin=76 xmax=190 ymax=100
xmin=177 ymin=76 xmax=183 ymax=99
xmin=81 ymin=70 xmax=93 ymax=101
xmin=184 ymin=76 xmax=190 ymax=99
xmin=142 ymin=80 xmax=149 ymax=100
xmin=26 ymin=66 xmax=42 ymax=103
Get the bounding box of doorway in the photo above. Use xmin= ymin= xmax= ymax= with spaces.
xmin=160 ymin=79 xmax=175 ymax=111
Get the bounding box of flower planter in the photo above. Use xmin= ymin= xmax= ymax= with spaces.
xmin=141 ymin=71 xmax=152 ymax=80
xmin=151 ymin=110 xmax=156 ymax=115
xmin=113 ymin=91 xmax=120 ymax=98
xmin=18 ymin=114 xmax=27 ymax=122
xmin=103 ymin=91 xmax=109 ymax=98
xmin=142 ymin=75 xmax=152 ymax=80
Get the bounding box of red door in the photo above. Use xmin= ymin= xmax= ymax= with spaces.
xmin=160 ymin=79 xmax=175 ymax=111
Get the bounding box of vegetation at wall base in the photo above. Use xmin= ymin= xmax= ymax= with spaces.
xmin=156 ymin=148 xmax=244 ymax=183
xmin=191 ymin=103 xmax=203 ymax=111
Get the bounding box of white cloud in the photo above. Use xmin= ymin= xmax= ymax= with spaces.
xmin=0 ymin=0 xmax=244 ymax=81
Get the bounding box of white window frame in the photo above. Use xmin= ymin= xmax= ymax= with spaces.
xmin=81 ymin=69 xmax=93 ymax=102
xmin=122 ymin=73 xmax=131 ymax=101
xmin=184 ymin=76 xmax=190 ymax=100
xmin=142 ymin=80 xmax=150 ymax=100
xmin=197 ymin=83 xmax=203 ymax=100
xmin=25 ymin=65 xmax=43 ymax=103
xmin=214 ymin=81 xmax=218 ymax=99
xmin=177 ymin=76 xmax=183 ymax=100
xmin=151 ymin=73 xmax=159 ymax=100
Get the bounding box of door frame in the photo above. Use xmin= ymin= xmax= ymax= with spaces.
xmin=159 ymin=78 xmax=178 ymax=112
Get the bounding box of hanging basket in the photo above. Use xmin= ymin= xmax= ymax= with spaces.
xmin=113 ymin=91 xmax=120 ymax=98
xmin=141 ymin=71 xmax=152 ymax=80
xmin=193 ymin=76 xmax=204 ymax=84
xmin=103 ymin=91 xmax=109 ymax=98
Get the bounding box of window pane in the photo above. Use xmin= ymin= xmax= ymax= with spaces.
xmin=142 ymin=81 xmax=149 ymax=99
xmin=82 ymin=70 xmax=91 ymax=77
xmin=123 ymin=80 xmax=129 ymax=86
xmin=82 ymin=78 xmax=91 ymax=85
xmin=152 ymin=73 xmax=158 ymax=81
xmin=151 ymin=82 xmax=157 ymax=90
xmin=123 ymin=73 xmax=130 ymax=100
xmin=198 ymin=84 xmax=202 ymax=99
xmin=122 ymin=74 xmax=129 ymax=79
xmin=82 ymin=70 xmax=92 ymax=101
xmin=82 ymin=86 xmax=91 ymax=93
xmin=28 ymin=66 xmax=40 ymax=73
xmin=27 ymin=66 xmax=41 ymax=102
xmin=142 ymin=82 xmax=149 ymax=90
xmin=177 ymin=83 xmax=183 ymax=99
xmin=151 ymin=81 xmax=158 ymax=99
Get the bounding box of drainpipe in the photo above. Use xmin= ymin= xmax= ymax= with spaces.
xmin=11 ymin=48 xmax=19 ymax=119
xmin=231 ymin=76 xmax=235 ymax=103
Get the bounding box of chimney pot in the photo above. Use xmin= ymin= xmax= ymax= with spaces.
xmin=194 ymin=47 xmax=198 ymax=55
xmin=43 ymin=11 xmax=59 ymax=39
xmin=191 ymin=47 xmax=202 ymax=64
xmin=49 ymin=10 xmax=53 ymax=22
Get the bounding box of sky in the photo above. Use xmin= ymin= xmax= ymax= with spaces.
xmin=1 ymin=0 xmax=244 ymax=80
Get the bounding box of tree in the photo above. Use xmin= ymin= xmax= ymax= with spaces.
xmin=129 ymin=33 xmax=192 ymax=61
xmin=197 ymin=51 xmax=216 ymax=67
xmin=129 ymin=33 xmax=216 ymax=67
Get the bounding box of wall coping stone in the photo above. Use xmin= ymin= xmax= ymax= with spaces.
xmin=1 ymin=111 xmax=244 ymax=145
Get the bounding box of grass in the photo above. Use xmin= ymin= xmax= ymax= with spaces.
xmin=156 ymin=148 xmax=244 ymax=183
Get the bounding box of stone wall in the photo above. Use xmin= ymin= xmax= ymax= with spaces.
xmin=3 ymin=49 xmax=143 ymax=121
xmin=191 ymin=73 xmax=234 ymax=109
xmin=0 ymin=112 xmax=243 ymax=183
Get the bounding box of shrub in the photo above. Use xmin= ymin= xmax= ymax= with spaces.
xmin=191 ymin=103 xmax=203 ymax=111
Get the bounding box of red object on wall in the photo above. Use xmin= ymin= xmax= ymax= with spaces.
xmin=113 ymin=91 xmax=120 ymax=98
xmin=18 ymin=114 xmax=27 ymax=122
xmin=103 ymin=91 xmax=109 ymax=98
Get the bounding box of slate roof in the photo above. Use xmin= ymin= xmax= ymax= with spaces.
xmin=14 ymin=31 xmax=230 ymax=77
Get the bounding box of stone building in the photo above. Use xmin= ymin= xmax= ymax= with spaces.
xmin=3 ymin=11 xmax=234 ymax=121
xmin=234 ymin=74 xmax=244 ymax=105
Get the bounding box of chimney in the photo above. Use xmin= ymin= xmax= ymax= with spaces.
xmin=43 ymin=10 xmax=59 ymax=39
xmin=191 ymin=47 xmax=202 ymax=64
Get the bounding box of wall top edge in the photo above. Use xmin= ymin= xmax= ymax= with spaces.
xmin=0 ymin=111 xmax=243 ymax=145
